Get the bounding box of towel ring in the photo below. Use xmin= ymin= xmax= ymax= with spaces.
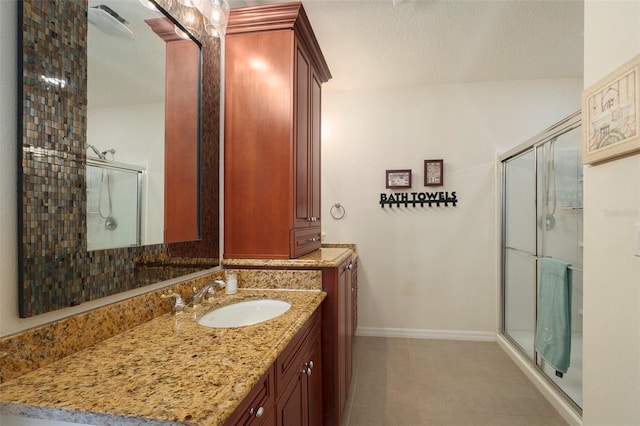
xmin=330 ymin=203 xmax=345 ymax=220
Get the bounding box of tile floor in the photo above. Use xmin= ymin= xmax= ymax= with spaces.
xmin=342 ymin=336 xmax=568 ymax=426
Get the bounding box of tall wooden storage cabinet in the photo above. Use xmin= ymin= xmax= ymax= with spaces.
xmin=224 ymin=2 xmax=331 ymax=259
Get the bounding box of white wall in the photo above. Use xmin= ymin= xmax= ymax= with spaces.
xmin=583 ymin=1 xmax=640 ymax=424
xmin=321 ymin=79 xmax=582 ymax=338
xmin=0 ymin=0 xmax=21 ymax=336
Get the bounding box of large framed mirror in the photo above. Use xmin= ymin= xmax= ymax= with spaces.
xmin=18 ymin=0 xmax=220 ymax=317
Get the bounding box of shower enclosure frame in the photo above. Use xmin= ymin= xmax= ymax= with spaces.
xmin=86 ymin=157 xmax=144 ymax=249
xmin=498 ymin=111 xmax=582 ymax=417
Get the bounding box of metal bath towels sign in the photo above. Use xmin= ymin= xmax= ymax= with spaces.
xmin=379 ymin=191 xmax=458 ymax=208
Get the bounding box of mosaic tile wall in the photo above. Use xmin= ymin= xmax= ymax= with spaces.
xmin=19 ymin=0 xmax=220 ymax=317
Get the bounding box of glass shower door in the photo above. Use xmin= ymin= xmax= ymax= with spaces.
xmin=503 ymin=150 xmax=537 ymax=360
xmin=536 ymin=126 xmax=583 ymax=408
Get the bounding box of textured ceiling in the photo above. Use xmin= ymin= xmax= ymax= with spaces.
xmin=228 ymin=0 xmax=584 ymax=92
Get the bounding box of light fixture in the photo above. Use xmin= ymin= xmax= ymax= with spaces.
xmin=177 ymin=0 xmax=202 ymax=8
xmin=139 ymin=0 xmax=172 ymax=12
xmin=176 ymin=0 xmax=229 ymax=38
xmin=201 ymin=0 xmax=229 ymax=37
xmin=175 ymin=6 xmax=202 ymax=39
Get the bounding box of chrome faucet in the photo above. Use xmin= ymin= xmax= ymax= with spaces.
xmin=190 ymin=280 xmax=226 ymax=306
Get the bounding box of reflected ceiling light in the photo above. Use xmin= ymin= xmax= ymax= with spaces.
xmin=175 ymin=7 xmax=202 ymax=39
xmin=39 ymin=75 xmax=67 ymax=89
xmin=139 ymin=0 xmax=173 ymax=11
xmin=201 ymin=0 xmax=229 ymax=37
xmin=174 ymin=25 xmax=191 ymax=40
xmin=176 ymin=0 xmax=229 ymax=38
xmin=177 ymin=0 xmax=202 ymax=8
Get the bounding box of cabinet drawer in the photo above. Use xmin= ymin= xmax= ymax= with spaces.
xmin=225 ymin=364 xmax=276 ymax=426
xmin=275 ymin=308 xmax=321 ymax=396
xmin=290 ymin=227 xmax=322 ymax=258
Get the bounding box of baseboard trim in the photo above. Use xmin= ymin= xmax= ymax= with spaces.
xmin=355 ymin=326 xmax=496 ymax=342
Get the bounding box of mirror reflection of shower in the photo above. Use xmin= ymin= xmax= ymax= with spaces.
xmin=86 ymin=146 xmax=144 ymax=251
xmin=87 ymin=145 xmax=118 ymax=231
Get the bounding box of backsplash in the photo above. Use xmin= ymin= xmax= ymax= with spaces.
xmin=0 ymin=268 xmax=322 ymax=383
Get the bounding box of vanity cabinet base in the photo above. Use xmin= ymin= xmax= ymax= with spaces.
xmin=225 ymin=307 xmax=322 ymax=426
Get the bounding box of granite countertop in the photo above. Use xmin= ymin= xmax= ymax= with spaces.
xmin=0 ymin=289 xmax=326 ymax=425
xmin=223 ymin=247 xmax=353 ymax=268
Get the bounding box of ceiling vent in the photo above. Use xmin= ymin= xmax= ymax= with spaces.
xmin=88 ymin=5 xmax=133 ymax=35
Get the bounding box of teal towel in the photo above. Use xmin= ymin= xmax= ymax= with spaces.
xmin=535 ymin=257 xmax=572 ymax=374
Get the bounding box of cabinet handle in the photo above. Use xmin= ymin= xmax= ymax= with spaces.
xmin=302 ymin=360 xmax=314 ymax=376
xmin=346 ymin=262 xmax=353 ymax=270
xmin=249 ymin=407 xmax=264 ymax=418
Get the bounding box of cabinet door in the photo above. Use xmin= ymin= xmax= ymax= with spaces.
xmin=351 ymin=258 xmax=358 ymax=334
xmin=277 ymin=369 xmax=306 ymax=426
xmin=225 ymin=365 xmax=276 ymax=426
xmin=337 ymin=261 xmax=348 ymax=419
xmin=309 ymin=71 xmax=321 ymax=227
xmin=307 ymin=330 xmax=323 ymax=426
xmin=294 ymin=43 xmax=311 ymax=229
xmin=342 ymin=261 xmax=353 ymax=396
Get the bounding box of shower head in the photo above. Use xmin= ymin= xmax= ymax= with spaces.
xmin=87 ymin=144 xmax=106 ymax=160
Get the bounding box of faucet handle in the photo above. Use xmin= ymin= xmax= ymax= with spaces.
xmin=212 ymin=279 xmax=226 ymax=289
xmin=161 ymin=292 xmax=186 ymax=313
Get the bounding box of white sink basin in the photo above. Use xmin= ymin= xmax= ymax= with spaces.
xmin=197 ymin=299 xmax=292 ymax=328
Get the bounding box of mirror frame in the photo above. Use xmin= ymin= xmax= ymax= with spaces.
xmin=17 ymin=0 xmax=220 ymax=317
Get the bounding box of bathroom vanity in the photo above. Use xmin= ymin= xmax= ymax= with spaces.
xmin=224 ymin=247 xmax=357 ymax=426
xmin=0 ymin=288 xmax=325 ymax=425
xmin=0 ymin=247 xmax=356 ymax=425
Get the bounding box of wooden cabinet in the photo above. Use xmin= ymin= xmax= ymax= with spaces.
xmin=225 ymin=307 xmax=322 ymax=426
xmin=224 ymin=365 xmax=276 ymax=426
xmin=351 ymin=256 xmax=358 ymax=335
xmin=226 ymin=250 xmax=355 ymax=426
xmin=224 ymin=2 xmax=331 ymax=259
xmin=276 ymin=309 xmax=323 ymax=426
xmin=321 ymin=258 xmax=354 ymax=426
xmin=145 ymin=18 xmax=199 ymax=243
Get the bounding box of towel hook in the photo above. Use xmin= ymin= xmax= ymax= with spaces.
xmin=330 ymin=203 xmax=345 ymax=220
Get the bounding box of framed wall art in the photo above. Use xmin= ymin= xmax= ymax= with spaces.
xmin=386 ymin=169 xmax=412 ymax=189
xmin=582 ymin=53 xmax=640 ymax=165
xmin=424 ymin=159 xmax=443 ymax=186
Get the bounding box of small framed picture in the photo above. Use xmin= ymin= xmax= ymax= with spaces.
xmin=386 ymin=169 xmax=412 ymax=189
xmin=424 ymin=160 xmax=443 ymax=186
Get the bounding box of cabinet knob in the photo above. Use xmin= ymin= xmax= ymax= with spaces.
xmin=346 ymin=263 xmax=353 ymax=270
xmin=249 ymin=407 xmax=264 ymax=418
xmin=302 ymin=360 xmax=314 ymax=376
